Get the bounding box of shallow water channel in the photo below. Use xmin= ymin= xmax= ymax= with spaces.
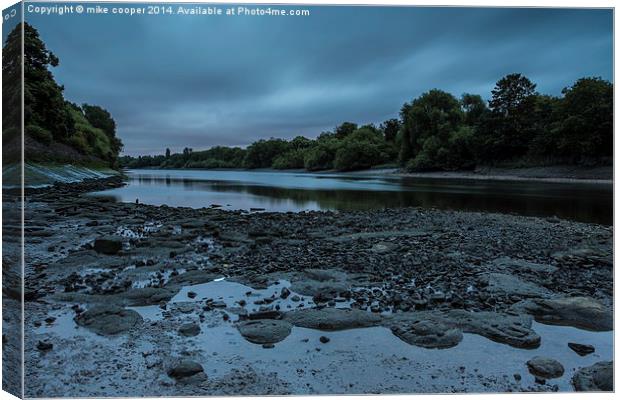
xmin=35 ymin=278 xmax=613 ymax=393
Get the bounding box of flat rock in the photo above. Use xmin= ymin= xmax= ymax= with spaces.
xmin=481 ymin=273 xmax=552 ymax=298
xmin=237 ymin=319 xmax=292 ymax=344
xmin=93 ymin=236 xmax=123 ymax=255
xmin=284 ymin=308 xmax=382 ymax=331
xmin=526 ymin=356 xmax=565 ymax=378
xmin=290 ymin=280 xmax=349 ymax=299
xmin=75 ymin=304 xmax=142 ymax=335
xmin=117 ymin=287 xmax=178 ymax=306
xmin=572 ymin=361 xmax=613 ymax=391
xmin=391 ymin=319 xmax=463 ymax=349
xmin=445 ymin=310 xmax=540 ymax=349
xmin=512 ymin=297 xmax=612 ymax=331
xmin=166 ymin=270 xmax=219 ymax=288
xmin=490 ymin=257 xmax=558 ymax=274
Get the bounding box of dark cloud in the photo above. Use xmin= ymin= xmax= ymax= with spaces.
xmin=22 ymin=4 xmax=612 ymax=155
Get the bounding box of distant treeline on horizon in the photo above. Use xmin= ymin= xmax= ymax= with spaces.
xmin=121 ymin=73 xmax=612 ymax=172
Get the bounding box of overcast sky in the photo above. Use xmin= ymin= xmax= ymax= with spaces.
xmin=18 ymin=5 xmax=613 ymax=156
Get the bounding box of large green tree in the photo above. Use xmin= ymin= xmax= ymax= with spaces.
xmin=21 ymin=22 xmax=74 ymax=141
xmin=2 ymin=22 xmax=22 ymax=140
xmin=553 ymin=77 xmax=613 ymax=159
xmin=334 ymin=122 xmax=358 ymax=139
xmin=478 ymin=73 xmax=539 ymax=160
xmin=400 ymin=89 xmax=463 ymax=159
xmin=380 ymin=119 xmax=401 ymax=142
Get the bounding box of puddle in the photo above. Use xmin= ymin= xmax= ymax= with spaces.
xmin=33 ymin=277 xmax=613 ymax=394
xmin=155 ymin=278 xmax=613 ymax=392
xmin=33 ymin=308 xmax=103 ymax=341
xmin=174 ymin=320 xmax=612 ymax=394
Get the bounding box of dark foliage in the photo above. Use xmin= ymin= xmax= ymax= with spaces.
xmin=120 ymin=72 xmax=612 ymax=172
xmin=2 ymin=23 xmax=123 ymax=167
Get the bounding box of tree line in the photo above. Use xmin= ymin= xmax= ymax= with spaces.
xmin=122 ymin=72 xmax=611 ymax=172
xmin=2 ymin=23 xmax=123 ymax=167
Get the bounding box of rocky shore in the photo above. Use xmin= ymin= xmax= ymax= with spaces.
xmin=2 ymin=176 xmax=613 ymax=396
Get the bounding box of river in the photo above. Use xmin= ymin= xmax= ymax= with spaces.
xmin=89 ymin=169 xmax=612 ymax=225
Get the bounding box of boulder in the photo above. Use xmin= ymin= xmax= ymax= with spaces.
xmin=572 ymin=361 xmax=613 ymax=391
xmin=75 ymin=304 xmax=142 ymax=335
xmin=178 ymin=323 xmax=201 ymax=337
xmin=237 ymin=319 xmax=292 ymax=344
xmin=526 ymin=357 xmax=565 ymax=379
xmin=93 ymin=236 xmax=123 ymax=255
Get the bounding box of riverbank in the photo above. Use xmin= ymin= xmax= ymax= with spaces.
xmin=2 ymin=177 xmax=612 ymax=396
xmin=125 ymin=164 xmax=613 ymax=185
xmin=2 ymin=163 xmax=121 ymax=189
xmin=392 ymin=165 xmax=613 ymax=184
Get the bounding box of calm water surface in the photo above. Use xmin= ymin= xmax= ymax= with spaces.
xmin=90 ymin=169 xmax=612 ymax=225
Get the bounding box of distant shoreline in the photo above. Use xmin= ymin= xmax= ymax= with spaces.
xmin=123 ymin=164 xmax=613 ymax=185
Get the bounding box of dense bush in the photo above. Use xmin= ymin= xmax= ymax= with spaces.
xmin=25 ymin=125 xmax=53 ymax=145
xmin=272 ymin=149 xmax=306 ymax=169
xmin=243 ymin=139 xmax=290 ymax=168
xmin=334 ymin=141 xmax=381 ymax=171
xmin=304 ymin=143 xmax=337 ymax=171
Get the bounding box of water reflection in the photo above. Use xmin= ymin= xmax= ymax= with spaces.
xmin=89 ymin=169 xmax=612 ymax=225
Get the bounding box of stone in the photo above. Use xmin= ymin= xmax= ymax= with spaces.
xmin=572 ymin=361 xmax=613 ymax=391
xmin=280 ymin=287 xmax=291 ymax=299
xmin=178 ymin=322 xmax=201 ymax=337
xmin=75 ymin=304 xmax=142 ymax=335
xmin=319 ymin=336 xmax=330 ymax=344
xmin=237 ymin=319 xmax=292 ymax=344
xmin=526 ymin=357 xmax=565 ymax=379
xmin=167 ymin=360 xmax=204 ymax=379
xmin=118 ymin=287 xmax=177 ymax=306
xmin=568 ymin=342 xmax=595 ymax=356
xmin=284 ymin=308 xmax=382 ymax=331
xmin=370 ymin=242 xmax=398 ymax=254
xmin=93 ymin=236 xmax=123 ymax=255
xmin=36 ymin=341 xmax=53 ymax=351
